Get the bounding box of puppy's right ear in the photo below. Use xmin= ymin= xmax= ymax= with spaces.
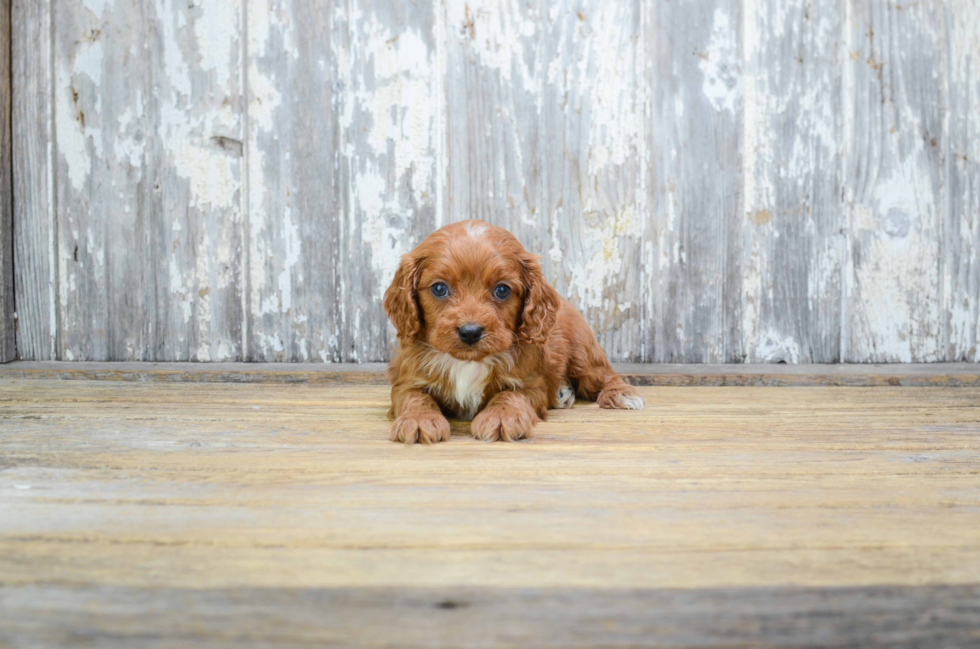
xmin=383 ymin=254 xmax=425 ymax=342
xmin=518 ymin=253 xmax=560 ymax=344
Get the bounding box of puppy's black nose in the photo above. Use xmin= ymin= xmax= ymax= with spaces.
xmin=457 ymin=324 xmax=484 ymax=346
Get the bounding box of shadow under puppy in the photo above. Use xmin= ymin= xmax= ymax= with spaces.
xmin=383 ymin=219 xmax=643 ymax=444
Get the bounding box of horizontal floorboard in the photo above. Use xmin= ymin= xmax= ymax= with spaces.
xmin=2 ymin=379 xmax=979 ymax=645
xmin=1 ymin=362 xmax=980 ymax=386
xmin=2 ymin=584 xmax=979 ymax=648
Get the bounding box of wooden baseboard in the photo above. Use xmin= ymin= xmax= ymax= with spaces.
xmin=1 ymin=361 xmax=978 ymax=386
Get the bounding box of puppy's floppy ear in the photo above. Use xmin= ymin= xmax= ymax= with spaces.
xmin=383 ymin=254 xmax=425 ymax=342
xmin=518 ymin=254 xmax=560 ymax=344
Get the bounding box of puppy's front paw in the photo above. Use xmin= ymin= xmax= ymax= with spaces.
xmin=598 ymin=384 xmax=644 ymax=410
xmin=471 ymin=404 xmax=538 ymax=442
xmin=391 ymin=412 xmax=451 ymax=445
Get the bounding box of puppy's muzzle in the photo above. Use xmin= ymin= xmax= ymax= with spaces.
xmin=457 ymin=324 xmax=484 ymax=346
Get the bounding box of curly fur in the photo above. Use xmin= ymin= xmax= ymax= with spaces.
xmin=384 ymin=219 xmax=643 ymax=444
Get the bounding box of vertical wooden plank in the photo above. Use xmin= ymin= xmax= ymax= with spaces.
xmin=53 ymin=0 xmax=142 ymax=359
xmin=945 ymin=1 xmax=980 ymax=361
xmin=0 ymin=0 xmax=13 ymax=362
xmin=444 ymin=0 xmax=544 ymax=240
xmin=739 ymin=0 xmax=843 ymax=363
xmin=444 ymin=0 xmax=643 ymax=361
xmin=540 ymin=0 xmax=643 ymax=362
xmin=842 ymin=0 xmax=945 ymax=362
xmin=145 ymin=0 xmax=245 ymax=360
xmin=53 ymin=0 xmax=244 ymax=360
xmin=246 ymin=0 xmax=342 ymax=362
xmin=341 ymin=0 xmax=442 ymax=361
xmin=11 ymin=0 xmax=54 ymax=360
xmin=247 ymin=0 xmax=440 ymax=362
xmin=644 ymin=0 xmax=743 ymax=362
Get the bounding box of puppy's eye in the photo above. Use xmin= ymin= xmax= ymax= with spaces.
xmin=493 ymin=284 xmax=511 ymax=300
xmin=430 ymin=282 xmax=449 ymax=299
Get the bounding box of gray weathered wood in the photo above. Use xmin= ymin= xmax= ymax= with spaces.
xmin=739 ymin=0 xmax=843 ymax=363
xmin=52 ymin=0 xmax=244 ymax=361
xmin=2 ymin=584 xmax=978 ymax=648
xmin=644 ymin=0 xmax=743 ymax=362
xmin=0 ymin=0 xmax=13 ymax=362
xmin=54 ymin=0 xmax=141 ymax=360
xmin=144 ymin=1 xmax=246 ymax=361
xmin=443 ymin=0 xmax=543 ymax=246
xmin=843 ymin=0 xmax=946 ymax=362
xmin=9 ymin=0 xmax=980 ymax=363
xmin=244 ymin=0 xmax=342 ymax=363
xmin=946 ymin=1 xmax=980 ymax=362
xmin=246 ymin=0 xmax=439 ymax=362
xmin=540 ymin=0 xmax=643 ymax=362
xmin=11 ymin=0 xmax=53 ymax=361
xmin=445 ymin=0 xmax=644 ymax=361
xmin=3 ymin=360 xmax=980 ymax=387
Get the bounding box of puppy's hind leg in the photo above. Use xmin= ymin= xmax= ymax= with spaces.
xmin=553 ymin=381 xmax=576 ymax=409
xmin=596 ymin=376 xmax=644 ymax=410
xmin=569 ymin=337 xmax=644 ymax=410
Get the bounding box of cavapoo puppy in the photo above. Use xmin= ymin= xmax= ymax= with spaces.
xmin=383 ymin=219 xmax=643 ymax=444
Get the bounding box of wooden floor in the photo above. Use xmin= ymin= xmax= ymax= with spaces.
xmin=2 ymin=370 xmax=980 ymax=647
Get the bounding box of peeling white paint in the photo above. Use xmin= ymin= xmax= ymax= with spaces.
xmin=57 ymin=38 xmax=104 ymax=192
xmin=700 ymin=8 xmax=741 ymax=114
xmin=567 ymin=206 xmax=641 ymax=311
xmin=34 ymin=0 xmax=974 ymax=365
xmin=848 ymin=160 xmax=942 ymax=362
xmin=172 ymin=140 xmax=237 ymax=209
xmin=160 ymin=0 xmax=192 ymax=99
xmin=277 ymin=205 xmax=300 ymax=314
xmin=193 ymin=1 xmax=240 ymax=79
xmin=582 ymin=1 xmax=638 ymax=177
xmin=81 ymin=0 xmax=111 ymax=17
xmin=754 ymin=329 xmax=802 ymax=363
xmin=349 ymin=11 xmax=439 ymax=291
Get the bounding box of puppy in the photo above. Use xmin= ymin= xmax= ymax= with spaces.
xmin=383 ymin=219 xmax=643 ymax=444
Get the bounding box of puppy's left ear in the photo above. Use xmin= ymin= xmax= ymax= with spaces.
xmin=383 ymin=254 xmax=425 ymax=342
xmin=518 ymin=254 xmax=561 ymax=344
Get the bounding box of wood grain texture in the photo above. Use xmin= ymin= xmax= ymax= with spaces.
xmin=946 ymin=1 xmax=980 ymax=362
xmin=145 ymin=1 xmax=246 ymax=361
xmin=0 ymin=0 xmax=13 ymax=362
xmin=443 ymin=0 xmax=542 ymax=245
xmin=740 ymin=0 xmax=843 ymax=363
xmin=541 ymin=0 xmax=643 ymax=362
xmin=245 ymin=0 xmax=343 ymax=362
xmin=644 ymin=0 xmax=743 ymax=363
xmin=53 ymin=0 xmax=135 ymax=361
xmin=52 ymin=0 xmax=244 ymax=361
xmin=1 ymin=379 xmax=979 ymax=644
xmin=444 ymin=0 xmax=644 ymax=361
xmin=843 ymin=0 xmax=946 ymax=362
xmin=11 ymin=0 xmax=54 ymax=360
xmin=247 ymin=0 xmax=439 ymax=362
xmin=4 ymin=361 xmax=980 ymax=387
xmin=2 ymin=584 xmax=979 ymax=648
xmin=10 ymin=0 xmax=980 ymax=362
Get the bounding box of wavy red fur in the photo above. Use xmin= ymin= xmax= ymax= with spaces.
xmin=383 ymin=220 xmax=643 ymax=444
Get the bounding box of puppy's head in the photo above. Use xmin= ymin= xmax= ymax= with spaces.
xmin=383 ymin=220 xmax=560 ymax=360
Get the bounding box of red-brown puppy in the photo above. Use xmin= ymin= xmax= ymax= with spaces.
xmin=383 ymin=219 xmax=643 ymax=444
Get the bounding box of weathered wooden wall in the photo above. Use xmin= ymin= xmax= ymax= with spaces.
xmin=9 ymin=0 xmax=980 ymax=363
xmin=0 ymin=0 xmax=13 ymax=363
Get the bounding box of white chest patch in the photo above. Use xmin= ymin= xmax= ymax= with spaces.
xmin=421 ymin=350 xmax=514 ymax=421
